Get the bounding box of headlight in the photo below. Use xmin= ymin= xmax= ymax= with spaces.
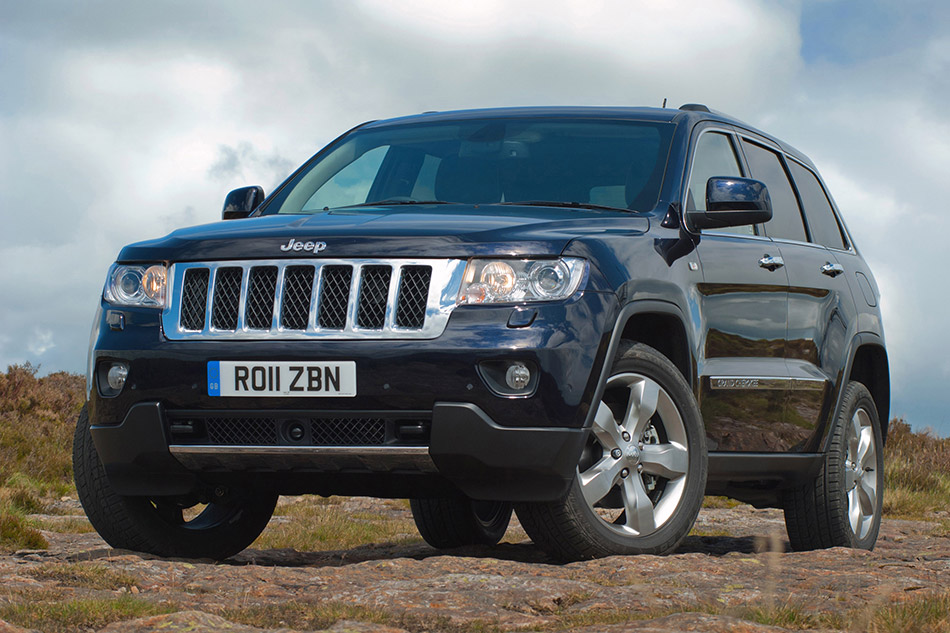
xmin=103 ymin=263 xmax=167 ymax=307
xmin=458 ymin=258 xmax=587 ymax=304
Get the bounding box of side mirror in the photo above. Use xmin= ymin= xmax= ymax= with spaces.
xmin=688 ymin=177 xmax=772 ymax=230
xmin=222 ymin=186 xmax=265 ymax=220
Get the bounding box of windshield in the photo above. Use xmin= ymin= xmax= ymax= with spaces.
xmin=262 ymin=118 xmax=674 ymax=215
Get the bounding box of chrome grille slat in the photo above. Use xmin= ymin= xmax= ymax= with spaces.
xmin=163 ymin=258 xmax=466 ymax=340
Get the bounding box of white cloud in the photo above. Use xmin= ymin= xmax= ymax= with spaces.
xmin=0 ymin=0 xmax=948 ymax=433
xmin=27 ymin=329 xmax=55 ymax=357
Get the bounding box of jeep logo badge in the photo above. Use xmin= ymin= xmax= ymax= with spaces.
xmin=280 ymin=238 xmax=327 ymax=254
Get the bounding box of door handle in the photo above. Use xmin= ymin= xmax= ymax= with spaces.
xmin=821 ymin=262 xmax=845 ymax=277
xmin=758 ymin=255 xmax=784 ymax=271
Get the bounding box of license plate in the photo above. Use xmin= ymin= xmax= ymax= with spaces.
xmin=208 ymin=361 xmax=356 ymax=397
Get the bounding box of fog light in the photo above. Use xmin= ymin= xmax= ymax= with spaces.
xmin=505 ymin=363 xmax=531 ymax=390
xmin=107 ymin=363 xmax=129 ymax=391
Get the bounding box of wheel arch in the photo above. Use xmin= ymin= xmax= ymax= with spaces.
xmin=846 ymin=336 xmax=890 ymax=442
xmin=821 ymin=333 xmax=890 ymax=451
xmin=583 ymin=300 xmax=696 ymax=429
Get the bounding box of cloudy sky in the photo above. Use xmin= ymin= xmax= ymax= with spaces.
xmin=1 ymin=1 xmax=948 ymax=435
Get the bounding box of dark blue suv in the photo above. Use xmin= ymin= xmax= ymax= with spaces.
xmin=74 ymin=105 xmax=889 ymax=561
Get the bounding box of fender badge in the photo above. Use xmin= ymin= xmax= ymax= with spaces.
xmin=280 ymin=238 xmax=327 ymax=254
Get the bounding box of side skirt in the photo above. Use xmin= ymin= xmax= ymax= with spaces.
xmin=706 ymin=452 xmax=823 ymax=508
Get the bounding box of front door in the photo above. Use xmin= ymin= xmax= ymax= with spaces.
xmin=686 ymin=127 xmax=791 ymax=452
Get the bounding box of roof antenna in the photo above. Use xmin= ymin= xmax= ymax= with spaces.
xmin=662 ymin=98 xmax=667 ymax=108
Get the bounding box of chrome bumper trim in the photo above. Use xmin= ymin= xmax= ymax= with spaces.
xmin=168 ymin=444 xmax=438 ymax=473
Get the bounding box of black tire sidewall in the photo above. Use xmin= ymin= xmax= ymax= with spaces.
xmin=566 ymin=342 xmax=707 ymax=555
xmin=73 ymin=404 xmax=277 ymax=560
xmin=469 ymin=500 xmax=513 ymax=545
xmin=831 ymin=384 xmax=884 ymax=550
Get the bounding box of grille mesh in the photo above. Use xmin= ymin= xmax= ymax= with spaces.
xmin=318 ymin=266 xmax=353 ymax=329
xmin=210 ymin=267 xmax=243 ymax=330
xmin=357 ymin=266 xmax=392 ymax=329
xmin=246 ymin=267 xmax=278 ymax=329
xmin=311 ymin=418 xmax=386 ymax=446
xmin=180 ymin=268 xmax=210 ymax=331
xmin=395 ymin=266 xmax=432 ymax=328
xmin=280 ymin=266 xmax=315 ymax=330
xmin=206 ymin=418 xmax=278 ymax=445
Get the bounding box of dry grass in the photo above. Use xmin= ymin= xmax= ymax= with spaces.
xmin=702 ymin=495 xmax=742 ymax=509
xmin=223 ymin=601 xmax=501 ymax=633
xmin=0 ymin=509 xmax=48 ymax=551
xmin=28 ymin=562 xmax=140 ymax=591
xmin=0 ymin=364 xmax=84 ymax=492
xmin=0 ymin=595 xmax=175 ymax=633
xmin=883 ymin=419 xmax=950 ymax=519
xmin=32 ymin=516 xmax=96 ymax=534
xmin=254 ymin=497 xmax=421 ymax=551
xmin=0 ymin=364 xmax=84 ymax=551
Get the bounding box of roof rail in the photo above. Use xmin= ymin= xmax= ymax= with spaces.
xmin=679 ymin=103 xmax=711 ymax=113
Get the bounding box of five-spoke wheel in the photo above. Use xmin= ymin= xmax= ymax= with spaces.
xmin=580 ymin=372 xmax=690 ymax=537
xmin=516 ymin=342 xmax=707 ymax=561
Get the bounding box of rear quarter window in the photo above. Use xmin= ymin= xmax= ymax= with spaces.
xmin=788 ymin=161 xmax=848 ymax=250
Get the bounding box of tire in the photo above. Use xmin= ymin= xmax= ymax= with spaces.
xmin=73 ymin=405 xmax=277 ymax=560
xmin=516 ymin=342 xmax=707 ymax=562
xmin=410 ymin=498 xmax=513 ymax=548
xmin=783 ymin=381 xmax=884 ymax=551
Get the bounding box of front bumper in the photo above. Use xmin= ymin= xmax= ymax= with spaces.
xmin=92 ymin=401 xmax=588 ymax=501
xmin=88 ymin=291 xmax=617 ymax=501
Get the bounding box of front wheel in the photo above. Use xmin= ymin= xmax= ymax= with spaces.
xmin=73 ymin=405 xmax=277 ymax=560
xmin=516 ymin=342 xmax=707 ymax=561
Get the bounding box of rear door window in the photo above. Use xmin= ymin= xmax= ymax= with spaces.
xmin=788 ymin=161 xmax=848 ymax=250
xmin=740 ymin=140 xmax=808 ymax=243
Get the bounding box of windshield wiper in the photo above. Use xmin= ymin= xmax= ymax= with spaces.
xmin=334 ymin=199 xmax=458 ymax=209
xmin=498 ymin=200 xmax=634 ymax=213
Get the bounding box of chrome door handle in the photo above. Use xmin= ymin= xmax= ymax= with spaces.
xmin=821 ymin=262 xmax=845 ymax=277
xmin=758 ymin=255 xmax=784 ymax=271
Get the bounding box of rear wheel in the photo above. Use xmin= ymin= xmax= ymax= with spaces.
xmin=410 ymin=497 xmax=513 ymax=548
xmin=783 ymin=381 xmax=883 ymax=551
xmin=73 ymin=405 xmax=277 ymax=560
xmin=516 ymin=342 xmax=707 ymax=561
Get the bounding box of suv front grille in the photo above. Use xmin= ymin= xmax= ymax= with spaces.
xmin=165 ymin=258 xmax=465 ymax=340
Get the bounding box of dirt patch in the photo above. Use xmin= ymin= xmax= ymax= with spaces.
xmin=1 ymin=499 xmax=949 ymax=632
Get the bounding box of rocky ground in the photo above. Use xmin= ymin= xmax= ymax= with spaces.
xmin=2 ymin=498 xmax=949 ymax=632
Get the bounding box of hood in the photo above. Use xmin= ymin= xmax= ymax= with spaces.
xmin=116 ymin=204 xmax=650 ymax=262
